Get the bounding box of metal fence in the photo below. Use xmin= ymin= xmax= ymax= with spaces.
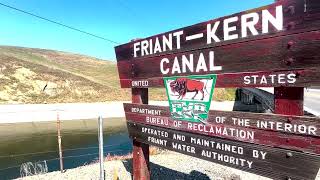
xmin=0 ymin=109 xmax=130 ymax=179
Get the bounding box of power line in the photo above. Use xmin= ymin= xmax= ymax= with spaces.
xmin=0 ymin=2 xmax=120 ymax=45
xmin=54 ymin=149 xmax=131 ymax=160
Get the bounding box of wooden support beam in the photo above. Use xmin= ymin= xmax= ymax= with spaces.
xmin=132 ymin=88 xmax=150 ymax=180
xmin=274 ymin=87 xmax=304 ymax=116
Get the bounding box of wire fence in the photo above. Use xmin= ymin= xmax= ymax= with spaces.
xmin=0 ymin=131 xmax=111 ymax=142
xmin=0 ymin=111 xmax=131 ymax=179
xmin=0 ymin=147 xmax=132 ymax=172
xmin=14 ymin=148 xmax=131 ymax=177
xmin=0 ymin=141 xmax=130 ymax=159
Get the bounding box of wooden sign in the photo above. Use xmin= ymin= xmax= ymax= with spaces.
xmin=115 ymin=0 xmax=320 ymax=88
xmin=127 ymin=122 xmax=320 ymax=180
xmin=124 ymin=103 xmax=320 ymax=154
xmin=115 ymin=0 xmax=320 ymax=179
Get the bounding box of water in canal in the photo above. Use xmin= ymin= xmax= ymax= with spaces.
xmin=0 ymin=118 xmax=132 ymax=179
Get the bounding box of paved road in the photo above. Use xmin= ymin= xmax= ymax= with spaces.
xmin=304 ymin=89 xmax=320 ymax=116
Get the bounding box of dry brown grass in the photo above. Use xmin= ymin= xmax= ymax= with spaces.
xmin=105 ymin=153 xmax=133 ymax=162
xmin=90 ymin=146 xmax=164 ymax=164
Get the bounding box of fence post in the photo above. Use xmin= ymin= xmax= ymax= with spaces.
xmin=98 ymin=116 xmax=105 ymax=180
xmin=132 ymin=88 xmax=150 ymax=180
xmin=56 ymin=112 xmax=64 ymax=173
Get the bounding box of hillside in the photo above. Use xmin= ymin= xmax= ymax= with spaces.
xmin=0 ymin=46 xmax=235 ymax=104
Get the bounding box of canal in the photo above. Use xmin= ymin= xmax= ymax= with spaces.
xmin=0 ymin=118 xmax=132 ymax=179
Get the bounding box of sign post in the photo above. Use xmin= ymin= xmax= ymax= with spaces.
xmin=132 ymin=88 xmax=150 ymax=180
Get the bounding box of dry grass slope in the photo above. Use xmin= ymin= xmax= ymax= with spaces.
xmin=0 ymin=46 xmax=235 ymax=104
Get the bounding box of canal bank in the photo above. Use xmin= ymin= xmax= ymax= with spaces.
xmin=0 ymin=118 xmax=132 ymax=179
xmin=0 ymin=101 xmax=235 ymax=123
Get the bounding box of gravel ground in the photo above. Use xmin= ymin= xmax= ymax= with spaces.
xmin=18 ymin=151 xmax=273 ymax=180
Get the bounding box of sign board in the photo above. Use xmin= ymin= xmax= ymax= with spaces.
xmin=115 ymin=0 xmax=320 ymax=179
xmin=116 ymin=0 xmax=320 ymax=88
xmin=124 ymin=103 xmax=320 ymax=154
xmin=127 ymin=122 xmax=320 ymax=180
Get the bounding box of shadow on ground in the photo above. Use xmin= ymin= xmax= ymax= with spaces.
xmin=122 ymin=159 xmax=210 ymax=180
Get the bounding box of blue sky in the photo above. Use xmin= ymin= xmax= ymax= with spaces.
xmin=0 ymin=0 xmax=273 ymax=60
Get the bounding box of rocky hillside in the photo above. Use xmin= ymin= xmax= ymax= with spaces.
xmin=0 ymin=46 xmax=235 ymax=104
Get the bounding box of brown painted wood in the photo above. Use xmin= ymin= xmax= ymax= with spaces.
xmin=132 ymin=88 xmax=150 ymax=180
xmin=124 ymin=103 xmax=320 ymax=154
xmin=119 ymin=31 xmax=320 ymax=78
xmin=127 ymin=122 xmax=320 ymax=180
xmin=120 ymin=69 xmax=320 ymax=88
xmin=117 ymin=31 xmax=320 ymax=88
xmin=274 ymin=87 xmax=304 ymax=115
xmin=115 ymin=0 xmax=320 ymax=61
xmin=124 ymin=103 xmax=320 ymax=136
xmin=116 ymin=0 xmax=320 ymax=88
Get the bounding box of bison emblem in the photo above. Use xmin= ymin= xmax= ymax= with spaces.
xmin=169 ymin=78 xmax=208 ymax=100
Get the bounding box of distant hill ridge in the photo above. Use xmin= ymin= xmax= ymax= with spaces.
xmin=0 ymin=46 xmax=131 ymax=103
xmin=0 ymin=46 xmax=234 ymax=104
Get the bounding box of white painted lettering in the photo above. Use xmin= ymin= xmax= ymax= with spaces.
xmin=224 ymin=16 xmax=239 ymax=40
xmin=160 ymin=58 xmax=170 ymax=74
xmin=207 ymin=21 xmax=221 ymax=44
xmin=262 ymin=5 xmax=283 ymax=33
